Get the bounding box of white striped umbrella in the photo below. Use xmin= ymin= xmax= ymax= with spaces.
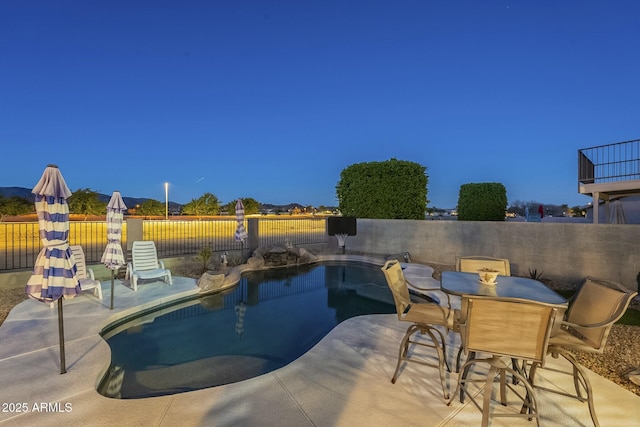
xmin=101 ymin=191 xmax=127 ymax=309
xmin=25 ymin=164 xmax=80 ymax=374
xmin=234 ymin=198 xmax=248 ymax=243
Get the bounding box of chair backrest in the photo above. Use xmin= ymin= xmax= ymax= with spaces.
xmin=456 ymin=256 xmax=511 ymax=276
xmin=461 ymin=296 xmax=557 ymax=364
xmin=564 ymin=277 xmax=638 ymax=350
xmin=70 ymin=245 xmax=88 ymax=280
xmin=132 ymin=241 xmax=161 ymax=271
xmin=381 ymin=259 xmax=412 ymax=318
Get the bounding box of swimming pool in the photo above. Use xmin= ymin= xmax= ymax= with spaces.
xmin=98 ymin=261 xmax=396 ymax=399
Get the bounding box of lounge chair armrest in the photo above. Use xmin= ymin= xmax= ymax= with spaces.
xmin=87 ymin=268 xmax=95 ymax=281
xmin=560 ymin=319 xmax=616 ymax=330
xmin=405 ymin=278 xmax=440 ymax=291
xmin=407 ymin=278 xmax=453 ymax=309
xmin=159 ymin=260 xmax=165 ymax=269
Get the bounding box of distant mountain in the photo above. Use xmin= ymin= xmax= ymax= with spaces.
xmin=0 ymin=187 xmax=33 ymax=199
xmin=260 ymin=202 xmax=305 ymax=213
xmin=0 ymin=187 xmax=179 ymax=212
xmin=0 ymin=187 xmax=335 ymax=214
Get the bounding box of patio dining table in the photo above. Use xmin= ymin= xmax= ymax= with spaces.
xmin=440 ymin=271 xmax=568 ymax=333
xmin=440 ymin=271 xmax=568 ymax=307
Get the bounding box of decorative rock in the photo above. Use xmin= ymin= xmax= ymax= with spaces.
xmin=247 ymin=245 xmax=318 ymax=268
xmin=298 ymin=248 xmax=318 ymax=263
xmin=259 ymin=245 xmax=289 ymax=266
xmin=247 ymin=256 xmax=265 ymax=269
xmin=197 ymin=272 xmax=225 ymax=293
xmin=252 ymin=247 xmax=268 ymax=258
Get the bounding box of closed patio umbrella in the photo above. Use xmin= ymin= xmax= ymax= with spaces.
xmin=234 ymin=199 xmax=248 ymax=261
xmin=101 ymin=191 xmax=127 ymax=309
xmin=25 ymin=164 xmax=80 ymax=374
xmin=234 ymin=198 xmax=248 ymax=242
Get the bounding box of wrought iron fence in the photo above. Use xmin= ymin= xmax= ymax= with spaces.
xmin=0 ymin=217 xmax=328 ymax=271
xmin=257 ymin=217 xmax=327 ymax=247
xmin=579 ymin=139 xmax=640 ymax=184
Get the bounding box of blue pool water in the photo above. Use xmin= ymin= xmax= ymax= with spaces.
xmin=98 ymin=262 xmax=396 ymax=399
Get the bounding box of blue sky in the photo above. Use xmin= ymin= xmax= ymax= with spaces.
xmin=1 ymin=1 xmax=639 ymax=209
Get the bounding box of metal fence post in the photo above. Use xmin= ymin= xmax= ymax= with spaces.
xmin=126 ymin=218 xmax=143 ymax=254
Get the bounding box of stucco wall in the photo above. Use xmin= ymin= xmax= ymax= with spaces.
xmin=346 ymin=219 xmax=640 ymax=291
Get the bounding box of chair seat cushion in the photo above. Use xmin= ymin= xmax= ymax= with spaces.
xmin=403 ymin=303 xmax=447 ymax=325
xmin=79 ymin=278 xmax=99 ymax=289
xmin=134 ymin=268 xmax=168 ymax=279
xmin=549 ymin=328 xmax=598 ymax=352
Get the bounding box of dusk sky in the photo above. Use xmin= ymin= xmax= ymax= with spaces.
xmin=1 ymin=1 xmax=639 ymax=209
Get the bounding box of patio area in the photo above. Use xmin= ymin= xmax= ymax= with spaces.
xmin=1 ymin=256 xmax=639 ymax=426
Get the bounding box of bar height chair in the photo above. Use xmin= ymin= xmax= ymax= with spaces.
xmin=528 ymin=277 xmax=638 ymax=427
xmin=448 ymin=296 xmax=557 ymax=427
xmin=456 ymin=255 xmax=511 ymax=276
xmin=453 ymin=255 xmax=512 ymax=372
xmin=381 ymin=259 xmax=454 ymax=400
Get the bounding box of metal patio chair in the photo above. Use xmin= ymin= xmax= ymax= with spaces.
xmin=381 ymin=259 xmax=454 ymax=400
xmin=528 ymin=277 xmax=638 ymax=427
xmin=448 ymin=295 xmax=557 ymax=427
xmin=456 ymin=255 xmax=511 ymax=277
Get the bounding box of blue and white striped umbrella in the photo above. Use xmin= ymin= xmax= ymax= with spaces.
xmin=25 ymin=164 xmax=79 ymax=374
xmin=101 ymin=191 xmax=127 ymax=269
xmin=101 ymin=191 xmax=127 ymax=310
xmin=25 ymin=165 xmax=80 ymax=302
xmin=234 ymin=198 xmax=248 ymax=243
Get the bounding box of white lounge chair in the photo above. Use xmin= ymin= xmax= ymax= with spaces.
xmin=50 ymin=245 xmax=103 ymax=308
xmin=127 ymin=241 xmax=172 ymax=291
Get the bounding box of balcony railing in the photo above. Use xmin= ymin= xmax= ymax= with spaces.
xmin=0 ymin=217 xmax=328 ymax=271
xmin=578 ymin=139 xmax=640 ymax=185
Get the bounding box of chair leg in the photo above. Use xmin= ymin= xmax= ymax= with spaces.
xmin=559 ymin=350 xmax=601 ymax=427
xmin=422 ymin=326 xmax=450 ymax=400
xmin=451 ymin=358 xmax=541 ymax=427
xmin=449 ymin=354 xmax=477 ymax=407
xmin=499 ymin=369 xmax=507 ymax=405
xmin=455 ymin=345 xmax=464 ymax=372
xmin=482 ymin=366 xmax=499 ymax=427
xmin=391 ymin=324 xmax=417 ymax=384
xmin=430 ymin=326 xmax=452 ymax=373
xmin=391 ymin=323 xmax=450 ymax=400
xmin=458 ymin=351 xmax=476 ymax=402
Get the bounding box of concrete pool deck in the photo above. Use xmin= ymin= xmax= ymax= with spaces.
xmin=1 ymin=257 xmax=639 ymax=426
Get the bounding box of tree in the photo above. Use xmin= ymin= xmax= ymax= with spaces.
xmin=135 ymin=199 xmax=165 ymax=216
xmin=182 ymin=192 xmax=220 ymax=216
xmin=225 ymin=198 xmax=261 ymax=215
xmin=335 ymin=158 xmax=428 ymax=219
xmin=0 ymin=196 xmax=33 ymax=221
xmin=67 ymin=188 xmax=106 ymax=219
xmin=570 ymin=205 xmax=586 ymax=217
xmin=507 ymin=199 xmax=543 ymax=217
xmin=457 ymin=182 xmax=507 ymax=221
